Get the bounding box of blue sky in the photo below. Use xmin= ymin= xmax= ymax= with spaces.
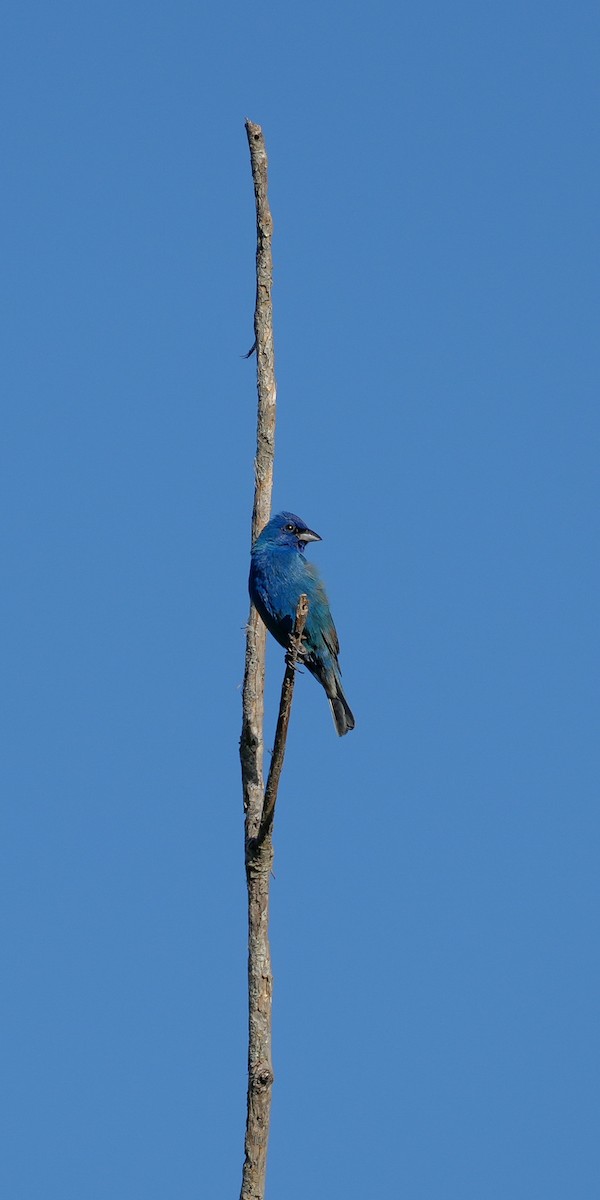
xmin=2 ymin=1 xmax=599 ymax=1196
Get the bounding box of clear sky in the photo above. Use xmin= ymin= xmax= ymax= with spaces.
xmin=2 ymin=1 xmax=599 ymax=1196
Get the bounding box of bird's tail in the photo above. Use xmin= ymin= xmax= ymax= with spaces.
xmin=328 ymin=681 xmax=355 ymax=737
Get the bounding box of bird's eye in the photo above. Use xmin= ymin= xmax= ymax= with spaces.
xmin=284 ymin=523 xmax=295 ymax=532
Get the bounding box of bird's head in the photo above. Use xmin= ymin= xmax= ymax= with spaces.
xmin=254 ymin=511 xmax=322 ymax=553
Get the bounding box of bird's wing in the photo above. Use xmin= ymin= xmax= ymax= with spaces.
xmin=323 ymin=622 xmax=340 ymax=659
xmin=304 ymin=563 xmax=341 ymax=658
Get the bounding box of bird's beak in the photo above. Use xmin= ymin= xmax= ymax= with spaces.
xmin=297 ymin=528 xmax=322 ymax=543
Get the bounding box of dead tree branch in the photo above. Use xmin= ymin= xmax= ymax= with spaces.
xmin=239 ymin=118 xmax=279 ymax=1200
xmin=256 ymin=595 xmax=309 ymax=845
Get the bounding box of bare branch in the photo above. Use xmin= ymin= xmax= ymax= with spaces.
xmin=239 ymin=119 xmax=276 ymax=1200
xmin=256 ymin=595 xmax=309 ymax=845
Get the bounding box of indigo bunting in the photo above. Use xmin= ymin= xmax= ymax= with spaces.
xmin=249 ymin=511 xmax=355 ymax=736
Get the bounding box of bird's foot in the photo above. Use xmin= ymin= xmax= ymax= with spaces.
xmin=285 ymin=646 xmax=306 ymax=672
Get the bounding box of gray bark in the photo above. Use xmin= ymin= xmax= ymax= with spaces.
xmin=238 ymin=119 xmax=275 ymax=1200
xmin=239 ymin=120 xmax=310 ymax=1200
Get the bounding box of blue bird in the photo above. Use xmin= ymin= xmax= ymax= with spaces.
xmin=249 ymin=511 xmax=355 ymax=736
